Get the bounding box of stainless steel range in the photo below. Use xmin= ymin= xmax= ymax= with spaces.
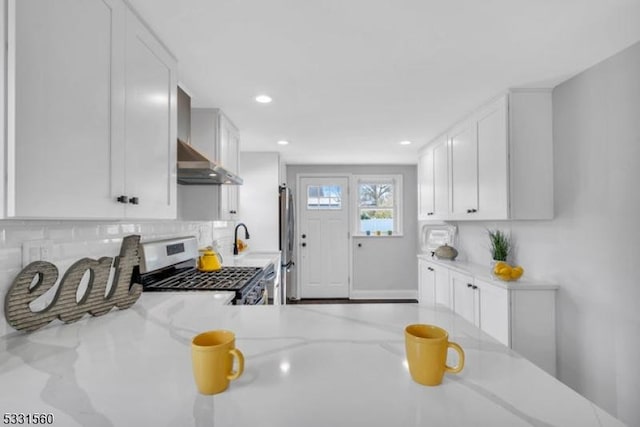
xmin=135 ymin=236 xmax=269 ymax=305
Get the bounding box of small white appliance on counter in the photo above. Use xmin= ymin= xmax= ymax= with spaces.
xmin=419 ymin=224 xmax=458 ymax=256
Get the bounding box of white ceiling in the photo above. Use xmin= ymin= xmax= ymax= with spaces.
xmin=128 ymin=0 xmax=640 ymax=164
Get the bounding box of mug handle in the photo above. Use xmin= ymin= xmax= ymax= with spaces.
xmin=227 ymin=348 xmax=245 ymax=381
xmin=444 ymin=342 xmax=465 ymax=374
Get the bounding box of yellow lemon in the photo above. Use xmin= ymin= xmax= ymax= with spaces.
xmin=493 ymin=261 xmax=509 ymax=274
xmin=511 ymin=266 xmax=524 ymax=280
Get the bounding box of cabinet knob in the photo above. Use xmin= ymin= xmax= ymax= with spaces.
xmin=129 ymin=197 xmax=139 ymax=205
xmin=472 ymin=285 xmax=478 ymax=290
xmin=357 ymin=243 xmax=362 ymax=248
xmin=467 ymin=208 xmax=477 ymax=213
xmin=427 ymin=267 xmax=434 ymax=271
xmin=301 ymin=242 xmax=307 ymax=247
xmin=467 ymin=283 xmax=473 ymax=288
xmin=230 ymin=210 xmax=237 ymax=214
xmin=301 ymin=234 xmax=307 ymax=239
xmin=427 ymin=212 xmax=434 ymax=216
xmin=117 ymin=195 xmax=128 ymax=204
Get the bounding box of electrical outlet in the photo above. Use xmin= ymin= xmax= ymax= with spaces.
xmin=21 ymin=239 xmax=54 ymax=267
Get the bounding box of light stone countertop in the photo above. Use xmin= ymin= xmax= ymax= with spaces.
xmin=417 ymin=254 xmax=560 ymax=290
xmin=0 ymin=294 xmax=621 ymax=427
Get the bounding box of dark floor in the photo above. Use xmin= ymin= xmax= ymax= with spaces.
xmin=285 ymin=298 xmax=417 ymax=304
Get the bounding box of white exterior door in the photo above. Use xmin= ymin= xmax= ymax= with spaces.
xmin=299 ymin=177 xmax=350 ymax=298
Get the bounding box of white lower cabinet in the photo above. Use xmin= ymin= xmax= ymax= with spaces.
xmin=475 ymin=278 xmax=510 ymax=347
xmin=418 ymin=259 xmax=450 ymax=307
xmin=418 ymin=256 xmax=557 ymax=376
xmin=450 ymin=270 xmax=478 ymax=325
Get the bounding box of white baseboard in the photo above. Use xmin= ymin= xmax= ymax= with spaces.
xmin=349 ymin=289 xmax=418 ymax=300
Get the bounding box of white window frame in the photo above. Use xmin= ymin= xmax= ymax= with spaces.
xmin=351 ymin=174 xmax=403 ymax=237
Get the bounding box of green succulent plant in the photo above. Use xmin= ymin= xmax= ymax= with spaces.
xmin=488 ymin=229 xmax=510 ymax=262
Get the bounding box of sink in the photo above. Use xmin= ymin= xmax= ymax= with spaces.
xmin=228 ymin=251 xmax=280 ymax=268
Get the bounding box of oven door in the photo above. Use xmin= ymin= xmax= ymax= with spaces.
xmin=260 ymin=263 xmax=277 ymax=305
xmin=236 ymin=264 xmax=276 ymax=305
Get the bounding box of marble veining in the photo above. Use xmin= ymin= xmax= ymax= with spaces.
xmin=0 ymin=294 xmax=624 ymax=427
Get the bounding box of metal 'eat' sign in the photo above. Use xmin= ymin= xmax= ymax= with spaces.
xmin=4 ymin=235 xmax=143 ymax=332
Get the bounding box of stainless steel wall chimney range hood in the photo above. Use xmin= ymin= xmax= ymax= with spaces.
xmin=176 ymin=87 xmax=242 ymax=185
xmin=177 ymin=139 xmax=243 ymax=185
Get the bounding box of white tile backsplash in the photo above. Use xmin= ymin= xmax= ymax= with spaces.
xmin=0 ymin=219 xmax=235 ymax=337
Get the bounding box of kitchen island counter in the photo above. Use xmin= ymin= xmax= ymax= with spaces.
xmin=0 ymin=294 xmax=623 ymax=426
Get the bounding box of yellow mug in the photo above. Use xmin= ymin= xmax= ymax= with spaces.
xmin=404 ymin=324 xmax=465 ymax=386
xmin=191 ymin=330 xmax=244 ymax=395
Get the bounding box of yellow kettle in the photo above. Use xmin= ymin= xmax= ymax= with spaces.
xmin=197 ymin=248 xmax=222 ymax=272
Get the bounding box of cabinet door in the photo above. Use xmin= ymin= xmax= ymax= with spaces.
xmin=476 ymin=97 xmax=509 ymax=220
xmin=219 ymin=114 xmax=240 ymax=220
xmin=417 ymin=149 xmax=434 ymax=219
xmin=432 ymin=137 xmax=449 ymax=218
xmin=450 ymin=120 xmax=478 ymax=219
xmin=123 ymin=9 xmax=177 ymax=219
xmin=476 ymin=279 xmax=510 ymax=346
xmin=433 ymin=264 xmax=451 ymax=308
xmin=7 ymin=0 xmax=126 ymax=218
xmin=1 ymin=1 xmax=5 ymax=216
xmin=451 ymin=271 xmax=477 ymax=325
xmin=418 ymin=260 xmax=436 ymax=306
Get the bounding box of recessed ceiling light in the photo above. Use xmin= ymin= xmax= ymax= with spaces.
xmin=255 ymin=95 xmax=272 ymax=104
xmin=399 ymin=140 xmax=412 ymax=145
xmin=277 ymin=140 xmax=289 ymax=145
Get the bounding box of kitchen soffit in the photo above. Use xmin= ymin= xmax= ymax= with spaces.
xmin=128 ymin=0 xmax=640 ymax=164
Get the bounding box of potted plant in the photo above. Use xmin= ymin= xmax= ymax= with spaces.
xmin=488 ymin=229 xmax=510 ymax=264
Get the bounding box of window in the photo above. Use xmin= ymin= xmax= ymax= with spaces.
xmin=355 ymin=175 xmax=403 ymax=236
xmin=307 ymin=185 xmax=342 ymax=210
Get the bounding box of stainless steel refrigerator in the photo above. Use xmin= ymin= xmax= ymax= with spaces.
xmin=279 ymin=185 xmax=295 ymax=304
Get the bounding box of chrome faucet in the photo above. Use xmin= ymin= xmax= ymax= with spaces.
xmin=233 ymin=223 xmax=250 ymax=255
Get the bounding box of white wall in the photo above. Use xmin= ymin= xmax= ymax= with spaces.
xmin=0 ymin=219 xmax=236 ymax=338
xmin=286 ymin=164 xmax=418 ymax=299
xmin=453 ymin=41 xmax=640 ymax=426
xmin=238 ymin=152 xmax=280 ymax=251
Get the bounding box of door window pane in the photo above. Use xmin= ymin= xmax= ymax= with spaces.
xmin=307 ymin=185 xmax=342 ymax=210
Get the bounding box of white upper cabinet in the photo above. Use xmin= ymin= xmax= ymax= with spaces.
xmin=417 ymin=90 xmax=553 ymax=221
xmin=432 ymin=138 xmax=449 ymax=219
xmin=450 ymin=119 xmax=478 ymax=218
xmin=6 ymin=0 xmax=125 ymax=218
xmin=2 ymin=0 xmax=176 ymax=219
xmin=179 ymin=109 xmax=241 ymax=221
xmin=123 ymin=8 xmax=177 ymax=219
xmin=417 ymin=147 xmax=434 ymax=219
xmin=218 ymin=114 xmax=240 ymax=220
xmin=476 ymin=96 xmax=509 ymax=220
xmin=418 ymin=134 xmax=448 ymax=220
